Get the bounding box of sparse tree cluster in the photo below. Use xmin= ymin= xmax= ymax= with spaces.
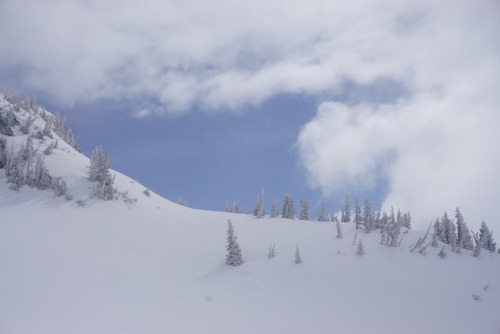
xmin=1 ymin=90 xmax=79 ymax=150
xmin=430 ymin=208 xmax=494 ymax=256
xmin=0 ymin=136 xmax=71 ymax=198
xmin=225 ymin=200 xmax=242 ymax=213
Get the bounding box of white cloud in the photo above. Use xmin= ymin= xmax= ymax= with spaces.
xmin=294 ymin=0 xmax=500 ymax=229
xmin=1 ymin=0 xmax=499 ymax=229
xmin=5 ymin=0 xmax=496 ymax=113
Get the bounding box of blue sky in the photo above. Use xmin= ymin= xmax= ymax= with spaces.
xmin=1 ymin=0 xmax=499 ymax=229
xmin=61 ymin=93 xmax=325 ymax=213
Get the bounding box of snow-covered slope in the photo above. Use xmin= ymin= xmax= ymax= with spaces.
xmin=0 ymin=92 xmax=499 ymax=334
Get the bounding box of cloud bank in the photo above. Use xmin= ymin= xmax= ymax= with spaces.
xmin=2 ymin=0 xmax=495 ymax=114
xmin=1 ymin=0 xmax=499 ymax=228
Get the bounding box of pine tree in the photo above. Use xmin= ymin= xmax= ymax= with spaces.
xmin=299 ymin=199 xmax=309 ymax=220
xmin=32 ymin=157 xmax=52 ymax=190
xmin=268 ymin=244 xmax=276 ymax=259
xmin=336 ymin=218 xmax=343 ymax=239
xmin=431 ymin=219 xmax=440 ymax=247
xmin=479 ymin=222 xmax=496 ymax=253
xmin=354 ymin=198 xmax=363 ymax=229
xmin=362 ymin=199 xmax=373 ymax=232
xmin=380 ymin=211 xmax=388 ymax=245
xmin=294 ymin=245 xmax=302 ymax=264
xmin=88 ymin=146 xmax=115 ymax=200
xmin=270 ymin=199 xmax=279 ymax=218
xmin=402 ymin=212 xmax=412 ymax=229
xmin=226 ymin=220 xmax=243 ymax=266
xmin=317 ymin=197 xmax=327 ymax=222
xmin=341 ymin=195 xmax=350 ymax=223
xmin=455 ymin=208 xmax=474 ymax=250
xmin=472 ymin=232 xmax=482 ymax=258
xmin=282 ymin=195 xmax=295 ymax=219
xmin=253 ymin=188 xmax=265 ymax=218
xmin=440 ymin=212 xmax=452 ymax=244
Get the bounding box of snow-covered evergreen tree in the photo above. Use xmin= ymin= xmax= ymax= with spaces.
xmin=386 ymin=207 xmax=401 ymax=247
xmin=341 ymin=195 xmax=350 ymax=223
xmin=282 ymin=195 xmax=295 ymax=219
xmin=380 ymin=211 xmax=388 ymax=245
xmin=268 ymin=244 xmax=276 ymax=259
xmin=455 ymin=207 xmax=474 ymax=250
xmin=270 ymin=199 xmax=279 ymax=218
xmin=226 ymin=220 xmax=243 ymax=266
xmin=225 ymin=200 xmax=242 ymax=214
xmin=431 ymin=219 xmax=440 ymax=247
xmin=53 ymin=177 xmax=69 ymax=197
xmin=472 ymin=232 xmax=482 ymax=258
xmin=32 ymin=157 xmax=52 ymax=190
xmin=336 ymin=218 xmax=343 ymax=239
xmin=354 ymin=198 xmax=363 ymax=229
xmin=253 ymin=188 xmax=265 ymax=218
xmin=88 ymin=146 xmax=115 ymax=200
xmin=0 ymin=136 xmax=7 ymax=168
xmin=362 ymin=199 xmax=374 ymax=232
xmin=402 ymin=212 xmax=412 ymax=229
xmin=294 ymin=245 xmax=302 ymax=264
xmin=317 ymin=197 xmax=327 ymax=222
xmin=479 ymin=222 xmax=496 ymax=253
xmin=299 ymin=199 xmax=309 ymax=220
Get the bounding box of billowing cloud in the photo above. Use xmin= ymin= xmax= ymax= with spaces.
xmin=2 ymin=0 xmax=497 ymax=115
xmin=1 ymin=0 xmax=499 ymax=229
xmin=295 ymin=1 xmax=500 ymax=229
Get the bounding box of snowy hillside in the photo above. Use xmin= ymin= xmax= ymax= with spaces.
xmin=0 ymin=92 xmax=499 ymax=334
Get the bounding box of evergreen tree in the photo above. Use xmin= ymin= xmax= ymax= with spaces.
xmin=362 ymin=199 xmax=374 ymax=232
xmin=386 ymin=207 xmax=401 ymax=247
xmin=380 ymin=211 xmax=388 ymax=245
xmin=294 ymin=245 xmax=302 ymax=264
xmin=299 ymin=199 xmax=309 ymax=220
xmin=354 ymin=198 xmax=363 ymax=229
xmin=336 ymin=218 xmax=343 ymax=239
xmin=32 ymin=157 xmax=52 ymax=190
xmin=282 ymin=195 xmax=295 ymax=219
xmin=341 ymin=195 xmax=351 ymax=223
xmin=226 ymin=220 xmax=243 ymax=266
xmin=270 ymin=199 xmax=279 ymax=218
xmin=431 ymin=219 xmax=440 ymax=247
xmin=268 ymin=244 xmax=276 ymax=259
xmin=402 ymin=212 xmax=412 ymax=229
xmin=253 ymin=188 xmax=266 ymax=218
xmin=0 ymin=136 xmax=7 ymax=168
xmin=472 ymin=232 xmax=482 ymax=258
xmin=53 ymin=177 xmax=68 ymax=197
xmin=455 ymin=207 xmax=474 ymax=250
xmin=317 ymin=197 xmax=327 ymax=222
xmin=440 ymin=212 xmax=453 ymax=244
xmin=88 ymin=146 xmax=115 ymax=200
xmin=479 ymin=222 xmax=496 ymax=252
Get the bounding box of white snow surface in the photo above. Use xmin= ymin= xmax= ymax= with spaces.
xmin=0 ymin=95 xmax=499 ymax=333
xmin=2 ymin=186 xmax=500 ymax=334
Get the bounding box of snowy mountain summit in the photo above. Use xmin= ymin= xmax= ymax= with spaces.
xmin=0 ymin=91 xmax=499 ymax=334
xmin=0 ymin=91 xmax=164 ymax=207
